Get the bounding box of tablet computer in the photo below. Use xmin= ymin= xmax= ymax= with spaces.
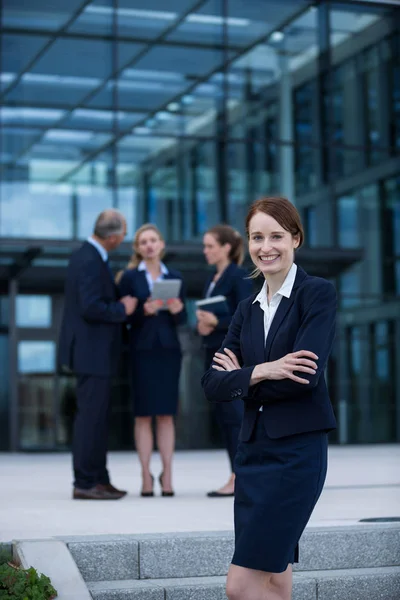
xmin=151 ymin=279 xmax=182 ymax=309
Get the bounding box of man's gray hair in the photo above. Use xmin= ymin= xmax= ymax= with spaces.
xmin=94 ymin=209 xmax=125 ymax=239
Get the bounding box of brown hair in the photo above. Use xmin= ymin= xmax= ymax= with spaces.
xmin=206 ymin=224 xmax=245 ymax=265
xmin=115 ymin=223 xmax=165 ymax=283
xmin=245 ymin=197 xmax=304 ymax=246
xmin=245 ymin=197 xmax=304 ymax=278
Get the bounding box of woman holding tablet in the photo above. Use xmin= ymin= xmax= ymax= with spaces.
xmin=118 ymin=224 xmax=186 ymax=497
xmin=197 ymin=225 xmax=253 ymax=497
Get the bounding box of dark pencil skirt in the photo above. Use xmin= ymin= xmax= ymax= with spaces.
xmin=131 ymin=349 xmax=182 ymax=417
xmin=232 ymin=413 xmax=328 ymax=573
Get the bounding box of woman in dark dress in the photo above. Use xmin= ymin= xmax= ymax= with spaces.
xmin=202 ymin=197 xmax=337 ymax=600
xmin=118 ymin=224 xmax=186 ymax=497
xmin=197 ymin=225 xmax=253 ymax=497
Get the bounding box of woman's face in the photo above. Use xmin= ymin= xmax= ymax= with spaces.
xmin=248 ymin=211 xmax=299 ymax=277
xmin=136 ymin=229 xmax=165 ymax=261
xmin=203 ymin=233 xmax=230 ymax=266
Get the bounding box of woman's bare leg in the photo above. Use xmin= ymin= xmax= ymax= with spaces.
xmin=134 ymin=416 xmax=153 ymax=493
xmin=226 ymin=563 xmax=292 ymax=600
xmin=155 ymin=415 xmax=175 ymax=492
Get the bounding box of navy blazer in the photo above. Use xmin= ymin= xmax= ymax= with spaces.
xmin=201 ymin=266 xmax=337 ymax=441
xmin=58 ymin=242 xmax=126 ymax=377
xmin=118 ymin=267 xmax=187 ymax=351
xmin=201 ymin=263 xmax=253 ymax=349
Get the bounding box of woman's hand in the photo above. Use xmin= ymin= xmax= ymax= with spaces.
xmin=212 ymin=348 xmax=241 ymax=372
xmin=196 ymin=309 xmax=218 ymax=328
xmin=251 ymin=351 xmax=318 ymax=385
xmin=166 ymin=298 xmax=184 ymax=315
xmin=144 ymin=299 xmax=163 ymax=316
xmin=197 ymin=321 xmax=214 ymax=336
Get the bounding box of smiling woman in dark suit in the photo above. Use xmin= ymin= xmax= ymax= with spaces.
xmin=118 ymin=224 xmax=186 ymax=498
xmin=202 ymin=198 xmax=337 ymax=600
xmin=197 ymin=225 xmax=253 ymax=497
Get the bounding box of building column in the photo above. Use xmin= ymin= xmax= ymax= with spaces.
xmin=278 ymin=54 xmax=295 ymax=202
xmin=8 ymin=278 xmax=19 ymax=451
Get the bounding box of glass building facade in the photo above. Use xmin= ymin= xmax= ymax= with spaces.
xmin=1 ymin=0 xmax=399 ymax=451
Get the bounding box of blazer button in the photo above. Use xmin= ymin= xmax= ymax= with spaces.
xmin=237 ymin=388 xmax=243 ymax=395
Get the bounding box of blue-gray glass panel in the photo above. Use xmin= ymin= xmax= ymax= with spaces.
xmin=0 ymin=128 xmax=42 ymax=164
xmin=18 ymin=375 xmax=55 ymax=449
xmin=0 ymin=182 xmax=73 ymax=238
xmin=18 ymin=341 xmax=55 ymax=374
xmin=77 ymin=188 xmax=113 ymax=239
xmin=340 ymin=267 xmax=361 ymax=309
xmin=2 ymin=0 xmax=86 ymax=31
xmin=133 ymin=45 xmax=226 ymax=77
xmin=1 ymin=35 xmax=52 ymax=84
xmin=0 ymin=334 xmax=9 ymax=450
xmin=16 ymin=296 xmax=52 ymax=328
xmin=337 ymin=195 xmax=360 ymax=248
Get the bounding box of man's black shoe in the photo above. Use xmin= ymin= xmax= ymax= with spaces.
xmin=73 ymin=485 xmax=124 ymax=500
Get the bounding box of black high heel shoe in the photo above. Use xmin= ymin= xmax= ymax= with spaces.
xmin=141 ymin=474 xmax=154 ymax=497
xmin=159 ymin=472 xmax=175 ymax=497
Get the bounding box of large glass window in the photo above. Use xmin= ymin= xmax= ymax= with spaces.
xmin=337 ymin=195 xmax=360 ymax=248
xmin=390 ymin=33 xmax=400 ymax=154
xmin=362 ymin=46 xmax=385 ymax=166
xmin=293 ymin=81 xmax=319 ymax=195
xmin=383 ymin=175 xmax=400 ymax=296
xmin=16 ymin=295 xmax=52 ymax=328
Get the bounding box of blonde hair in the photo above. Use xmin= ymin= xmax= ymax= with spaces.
xmin=115 ymin=223 xmax=165 ymax=284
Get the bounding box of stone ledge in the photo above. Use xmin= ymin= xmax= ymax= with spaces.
xmin=15 ymin=539 xmax=91 ymax=600
xmin=316 ymin=566 xmax=400 ymax=600
xmin=68 ymin=540 xmax=139 ymax=582
xmin=66 ymin=523 xmax=400 ymax=581
xmin=88 ymin=568 xmax=400 ymax=600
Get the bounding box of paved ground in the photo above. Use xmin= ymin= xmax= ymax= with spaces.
xmin=1 ymin=446 xmax=399 ymax=542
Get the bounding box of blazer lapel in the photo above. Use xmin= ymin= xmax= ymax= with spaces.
xmin=264 ymin=294 xmax=296 ymax=360
xmin=250 ymin=301 xmax=266 ymax=364
xmin=212 ymin=263 xmax=234 ymax=296
xmin=264 ymin=265 xmax=307 ymax=360
xmin=138 ymin=270 xmax=151 ymax=298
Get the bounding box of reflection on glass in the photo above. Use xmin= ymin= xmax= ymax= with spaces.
xmin=294 ymin=81 xmax=318 ymax=194
xmin=147 ymin=162 xmax=179 ymax=240
xmin=363 ymin=47 xmax=384 ymax=166
xmin=18 ymin=341 xmax=55 ymax=374
xmin=0 ymin=297 xmax=9 ymax=326
xmin=18 ymin=375 xmax=55 ymax=449
xmin=371 ymin=321 xmax=396 ymax=442
xmin=383 ymin=175 xmax=400 ymax=295
xmin=340 ymin=267 xmax=361 ymax=309
xmin=0 ymin=334 xmax=9 ymax=450
xmin=303 ymin=206 xmax=317 ymax=248
xmin=77 ymin=186 xmax=113 ymax=239
xmin=337 ymin=195 xmax=359 ymax=248
xmin=0 ymin=182 xmax=72 ymax=238
xmin=57 ymin=376 xmax=77 ymax=448
xmin=193 ymin=141 xmax=219 ymax=236
xmin=16 ymin=295 xmax=51 ymax=328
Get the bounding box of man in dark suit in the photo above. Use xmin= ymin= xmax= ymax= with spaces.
xmin=59 ymin=209 xmax=137 ymax=500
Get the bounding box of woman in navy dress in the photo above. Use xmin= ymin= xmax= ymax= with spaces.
xmin=202 ymin=197 xmax=337 ymax=600
xmin=118 ymin=224 xmax=186 ymax=497
xmin=197 ymin=225 xmax=253 ymax=497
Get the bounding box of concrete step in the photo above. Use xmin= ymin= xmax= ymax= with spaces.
xmin=87 ymin=567 xmax=400 ymax=600
xmin=66 ymin=523 xmax=400 ymax=582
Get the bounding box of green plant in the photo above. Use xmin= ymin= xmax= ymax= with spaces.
xmin=0 ymin=549 xmax=12 ymax=566
xmin=0 ymin=562 xmax=57 ymax=599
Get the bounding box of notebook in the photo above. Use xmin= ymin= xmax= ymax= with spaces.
xmin=195 ymin=295 xmax=229 ymax=317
